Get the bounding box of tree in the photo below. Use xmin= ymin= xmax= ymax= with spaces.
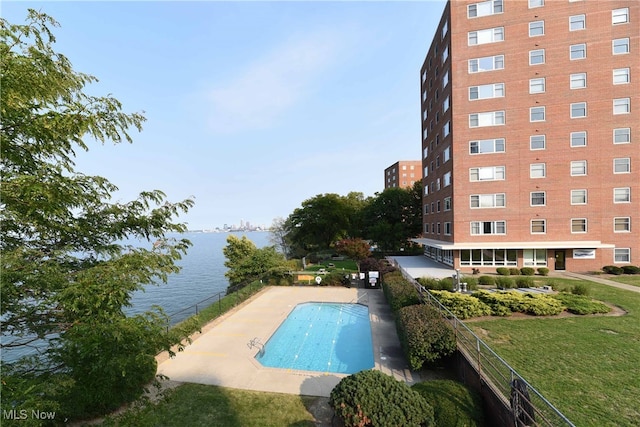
xmin=1 ymin=10 xmax=197 ymax=419
xmin=361 ymin=185 xmax=422 ymax=253
xmin=223 ymin=234 xmax=288 ymax=288
xmin=268 ymin=216 xmax=291 ymax=257
xmin=334 ymin=238 xmax=371 ymax=263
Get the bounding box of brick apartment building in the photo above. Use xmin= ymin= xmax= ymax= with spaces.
xmin=415 ymin=0 xmax=639 ymax=272
xmin=384 ymin=160 xmax=423 ymax=189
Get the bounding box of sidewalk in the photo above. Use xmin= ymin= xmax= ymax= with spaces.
xmin=561 ymin=272 xmax=640 ymax=293
xmin=388 ymin=255 xmax=454 ymax=279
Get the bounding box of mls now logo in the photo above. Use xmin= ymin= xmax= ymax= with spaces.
xmin=3 ymin=409 xmax=56 ymax=420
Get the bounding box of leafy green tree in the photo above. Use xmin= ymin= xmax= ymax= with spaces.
xmin=361 ymin=185 xmax=422 ymax=253
xmin=1 ymin=10 xmax=197 ymax=419
xmin=334 ymin=238 xmax=371 ymax=264
xmin=223 ymin=234 xmax=288 ymax=288
xmin=268 ymin=216 xmax=292 ymax=257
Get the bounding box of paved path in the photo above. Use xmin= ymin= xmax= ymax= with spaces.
xmin=561 ymin=272 xmax=640 ymax=293
xmin=156 ymin=286 xmax=420 ymax=397
xmin=388 ymin=255 xmax=455 ymax=279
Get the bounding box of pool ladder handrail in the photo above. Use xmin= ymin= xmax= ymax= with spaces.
xmin=247 ymin=337 xmax=265 ymax=356
xmin=350 ymin=293 xmax=369 ymax=305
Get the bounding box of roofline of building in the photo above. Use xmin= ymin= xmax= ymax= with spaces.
xmin=411 ymin=238 xmax=616 ymax=250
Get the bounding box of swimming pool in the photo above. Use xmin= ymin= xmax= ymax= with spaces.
xmin=255 ymin=302 xmax=374 ymax=374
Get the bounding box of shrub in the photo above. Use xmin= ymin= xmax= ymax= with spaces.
xmin=496 ymin=267 xmax=510 ymax=276
xmin=537 ymin=267 xmax=550 ymax=276
xmin=430 ymin=291 xmax=492 ymax=319
xmin=461 ymin=276 xmax=478 ymax=291
xmin=329 ymin=370 xmax=434 ymax=427
xmin=418 ymin=277 xmax=445 ymax=290
xmin=396 ymin=304 xmax=457 ymax=370
xmin=495 ymin=276 xmax=515 ymax=289
xmin=412 ymin=380 xmax=485 ymax=427
xmin=602 ymin=265 xmax=624 ymax=275
xmin=520 ymin=294 xmax=564 ymax=316
xmin=478 ymin=275 xmax=495 ymax=286
xmin=622 ymin=265 xmax=640 ymax=274
xmin=552 ymin=293 xmax=610 ymax=315
xmin=571 ymin=283 xmax=589 ymax=296
xmin=473 ymin=291 xmax=563 ymax=316
xmin=382 ymin=272 xmax=421 ymax=312
xmin=509 ymin=268 xmax=521 ymax=276
xmin=439 ymin=277 xmax=455 ymax=291
xmin=515 ymin=276 xmax=535 ymax=288
xmin=520 ymin=267 xmax=535 ymax=276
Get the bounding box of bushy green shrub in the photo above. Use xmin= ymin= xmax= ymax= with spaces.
xmin=329 ymin=370 xmax=434 ymax=427
xmin=412 ymin=380 xmax=485 ymax=427
xmin=515 ymin=276 xmax=535 ymax=288
xmin=537 ymin=267 xmax=550 ymax=276
xmin=396 ymin=304 xmax=456 ymax=370
xmin=495 ymin=276 xmax=514 ymax=289
xmin=439 ymin=277 xmax=455 ymax=290
xmin=461 ymin=276 xmax=478 ymax=290
xmin=571 ymin=283 xmax=589 ymax=296
xmin=602 ymin=265 xmax=624 ymax=275
xmin=520 ymin=267 xmax=535 ymax=276
xmin=496 ymin=267 xmax=510 ymax=276
xmin=520 ymin=294 xmax=564 ymax=316
xmin=382 ymin=272 xmax=421 ymax=312
xmin=509 ymin=268 xmax=521 ymax=276
xmin=418 ymin=277 xmax=447 ymax=290
xmin=430 ymin=291 xmax=492 ymax=319
xmin=551 ymin=293 xmax=610 ymax=315
xmin=473 ymin=291 xmax=563 ymax=316
xmin=478 ymin=275 xmax=495 ymax=286
xmin=622 ymin=265 xmax=640 ymax=274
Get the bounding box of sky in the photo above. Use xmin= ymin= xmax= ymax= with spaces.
xmin=3 ymin=0 xmax=446 ymax=230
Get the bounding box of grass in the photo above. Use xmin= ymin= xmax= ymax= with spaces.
xmin=468 ymin=278 xmax=640 ymax=427
xmin=606 ymin=275 xmax=640 ymax=287
xmin=100 ymin=384 xmax=319 ymax=426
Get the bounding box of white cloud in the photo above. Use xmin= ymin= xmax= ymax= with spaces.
xmin=207 ymin=29 xmax=345 ymax=133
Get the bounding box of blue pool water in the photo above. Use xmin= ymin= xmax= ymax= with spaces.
xmin=256 ymin=302 xmax=375 ymax=374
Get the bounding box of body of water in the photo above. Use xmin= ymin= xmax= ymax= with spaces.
xmin=128 ymin=231 xmax=271 ymax=317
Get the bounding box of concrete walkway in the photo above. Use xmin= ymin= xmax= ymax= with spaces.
xmin=156 ymin=286 xmax=419 ymax=397
xmin=388 ymin=255 xmax=455 ymax=279
xmin=561 ymin=272 xmax=640 ymax=293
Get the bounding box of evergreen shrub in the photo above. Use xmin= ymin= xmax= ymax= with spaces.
xmin=537 ymin=267 xmax=550 ymax=276
xmin=495 ymin=276 xmax=514 ymax=289
xmin=461 ymin=276 xmax=478 ymax=290
xmin=622 ymin=265 xmax=640 ymax=274
xmin=430 ymin=291 xmax=492 ymax=319
xmin=515 ymin=276 xmax=535 ymax=288
xmin=329 ymin=370 xmax=434 ymax=427
xmin=520 ymin=267 xmax=535 ymax=276
xmin=551 ymin=293 xmax=610 ymax=315
xmin=478 ymin=275 xmax=495 ymax=286
xmin=602 ymin=265 xmax=624 ymax=275
xmin=412 ymin=380 xmax=485 ymax=427
xmin=509 ymin=268 xmax=521 ymax=275
xmin=396 ymin=304 xmax=456 ymax=370
xmin=496 ymin=267 xmax=510 ymax=276
xmin=571 ymin=283 xmax=589 ymax=296
xmin=382 ymin=272 xmax=421 ymax=312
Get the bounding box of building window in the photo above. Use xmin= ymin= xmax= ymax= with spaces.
xmin=530 ymin=135 xmax=546 ymax=150
xmin=614 ymin=128 xmax=630 ymax=144
xmin=530 ymin=163 xmax=546 ymax=178
xmin=443 ymin=96 xmax=450 ymax=112
xmin=531 ymin=191 xmax=546 ymax=206
xmin=529 ymin=0 xmax=544 ymax=8
xmin=613 ymin=98 xmax=630 ymax=114
xmin=614 ymin=187 xmax=631 ymax=203
xmin=614 ymin=217 xmax=630 ymax=232
xmin=529 ymin=20 xmax=544 ymax=37
xmin=531 ymin=219 xmax=546 ymax=234
xmin=444 ymin=222 xmax=452 ymax=235
xmin=570 ymin=73 xmax=587 ymax=89
xmin=470 ymin=193 xmax=506 ymax=208
xmin=443 ymin=171 xmax=452 ymax=187
xmin=442 ymin=46 xmax=449 ymax=63
xmin=569 ymin=14 xmax=586 ymax=31
xmin=469 ymin=111 xmax=505 ymax=127
xmin=571 ymin=102 xmax=587 ymax=118
xmin=443 ymin=146 xmax=451 ymax=162
xmin=469 ymin=54 xmax=504 ymax=73
xmin=468 ymin=0 xmax=503 ymax=18
xmin=444 ymin=197 xmax=451 ymax=211
xmin=469 ymin=138 xmax=506 ymax=154
xmin=469 ymin=83 xmax=505 ymax=100
xmin=470 ymin=220 xmax=506 ymax=235
xmin=571 ymin=160 xmax=587 ymax=176
xmin=613 ymin=38 xmax=630 ymax=54
xmin=614 ymin=158 xmax=630 ymax=174
xmin=470 ymin=166 xmax=505 ymax=181
xmin=529 ymin=78 xmax=545 ymax=94
xmin=571 ymin=218 xmax=587 ymax=233
xmin=571 ymin=189 xmax=587 ymax=205
xmin=523 ymin=249 xmax=547 ymax=266
xmin=442 ymin=20 xmax=448 ymax=39
xmin=530 ymin=106 xmax=545 ymax=122
xmin=424 ymin=223 xmax=429 ymax=233
xmin=529 ymin=49 xmax=545 ymax=65
xmin=612 ymin=8 xmax=629 ymax=25
xmin=613 ymin=68 xmax=630 ymax=85
xmin=614 ymin=248 xmax=631 ymax=263
xmin=570 ymin=43 xmax=586 ymax=60
xmin=468 ymin=27 xmax=504 ymax=46
xmin=571 ymin=131 xmax=587 ymax=147
xmin=461 ymin=248 xmax=517 ymax=266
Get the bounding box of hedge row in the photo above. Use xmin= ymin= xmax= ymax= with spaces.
xmin=382 ymin=271 xmax=421 ymax=312
xmin=602 ymin=265 xmax=640 ymax=275
xmin=496 ymin=267 xmax=549 ymax=276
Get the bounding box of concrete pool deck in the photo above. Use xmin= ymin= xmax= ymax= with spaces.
xmin=156 ymin=286 xmax=419 ymax=397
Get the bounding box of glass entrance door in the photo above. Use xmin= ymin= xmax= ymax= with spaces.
xmin=554 ymin=250 xmax=566 ymax=270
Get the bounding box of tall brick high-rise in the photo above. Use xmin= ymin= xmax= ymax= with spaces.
xmin=416 ymin=0 xmax=638 ymax=272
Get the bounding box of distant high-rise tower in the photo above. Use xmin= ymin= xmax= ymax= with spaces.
xmin=416 ymin=0 xmax=638 ymax=272
xmin=384 ymin=160 xmax=422 ymax=189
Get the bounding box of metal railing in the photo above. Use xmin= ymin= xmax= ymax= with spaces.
xmin=394 ymin=264 xmax=575 ymax=427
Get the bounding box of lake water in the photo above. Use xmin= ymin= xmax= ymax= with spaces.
xmin=128 ymin=231 xmax=271 ymax=317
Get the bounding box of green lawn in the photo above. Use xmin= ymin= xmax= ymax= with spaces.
xmin=606 ymin=275 xmax=640 ymax=287
xmin=100 ymin=384 xmax=319 ymax=427
xmin=468 ymin=279 xmax=640 ymax=427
